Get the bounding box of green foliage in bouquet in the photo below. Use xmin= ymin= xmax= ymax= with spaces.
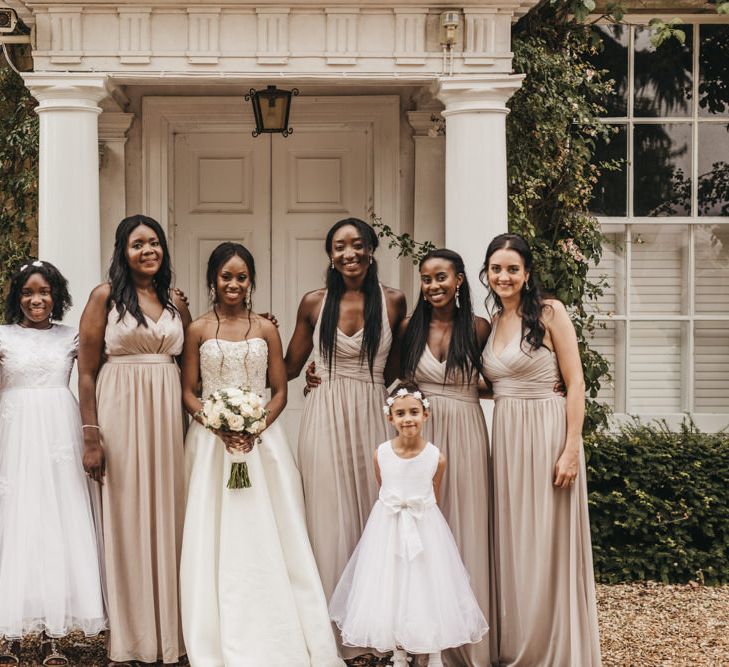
xmin=0 ymin=54 xmax=38 ymax=318
xmin=585 ymin=420 xmax=729 ymax=585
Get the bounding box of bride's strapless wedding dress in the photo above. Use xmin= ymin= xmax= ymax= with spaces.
xmin=180 ymin=337 xmax=343 ymax=667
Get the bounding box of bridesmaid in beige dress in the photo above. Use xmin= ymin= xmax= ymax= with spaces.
xmin=480 ymin=233 xmax=601 ymax=667
xmin=79 ymin=215 xmax=191 ymax=665
xmin=284 ymin=218 xmax=405 ymax=659
xmin=397 ymin=249 xmax=495 ymax=667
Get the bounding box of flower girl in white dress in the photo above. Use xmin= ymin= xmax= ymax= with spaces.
xmin=179 ymin=242 xmax=343 ymax=667
xmin=329 ymin=382 xmax=488 ymax=667
xmin=0 ymin=261 xmax=105 ymax=666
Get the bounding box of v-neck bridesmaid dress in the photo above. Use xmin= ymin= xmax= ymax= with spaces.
xmin=483 ymin=318 xmax=601 ymax=667
xmin=414 ymin=345 xmax=496 ymax=667
xmin=96 ymin=307 xmax=186 ymax=664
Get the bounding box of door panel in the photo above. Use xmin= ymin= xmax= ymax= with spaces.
xmin=173 ymin=122 xmax=372 ymax=447
xmin=271 ymin=124 xmax=372 ymax=444
xmin=173 ymin=132 xmax=271 ymax=319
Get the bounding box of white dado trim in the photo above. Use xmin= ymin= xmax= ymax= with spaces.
xmin=142 ymin=95 xmax=401 ymax=247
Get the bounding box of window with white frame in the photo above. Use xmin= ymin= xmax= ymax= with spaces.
xmin=587 ymin=19 xmax=729 ymax=427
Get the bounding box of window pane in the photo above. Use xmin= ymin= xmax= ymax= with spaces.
xmin=699 ymin=24 xmax=729 ymax=116
xmin=587 ymin=229 xmax=626 ymax=316
xmin=695 ymin=224 xmax=729 ymax=314
xmin=634 ymin=26 xmax=693 ymax=117
xmin=589 ymin=24 xmax=629 ymax=117
xmin=630 ymin=225 xmax=688 ymax=315
xmin=694 ymin=322 xmax=729 ymax=412
xmin=590 ymin=125 xmax=627 ymax=216
xmin=587 ymin=319 xmax=625 ymax=412
xmin=698 ymin=124 xmax=729 ymax=216
xmin=629 ymin=322 xmax=684 ymax=412
xmin=634 ymin=123 xmax=691 ymax=216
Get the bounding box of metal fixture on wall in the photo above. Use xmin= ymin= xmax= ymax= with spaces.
xmin=439 ymin=11 xmax=460 ymax=76
xmin=244 ymin=85 xmax=299 ymax=138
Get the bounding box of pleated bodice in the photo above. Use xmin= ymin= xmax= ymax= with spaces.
xmin=414 ymin=345 xmax=480 ymax=404
xmin=104 ymin=306 xmax=183 ymax=357
xmin=312 ymin=286 xmax=391 ymax=384
xmin=483 ymin=322 xmax=562 ymax=401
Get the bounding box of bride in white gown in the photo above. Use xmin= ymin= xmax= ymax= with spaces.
xmin=180 ymin=242 xmax=343 ymax=667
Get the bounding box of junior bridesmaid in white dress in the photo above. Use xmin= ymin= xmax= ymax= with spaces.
xmin=0 ymin=261 xmax=105 ymax=666
xmin=329 ymin=383 xmax=487 ymax=667
xmin=179 ymin=242 xmax=342 ymax=667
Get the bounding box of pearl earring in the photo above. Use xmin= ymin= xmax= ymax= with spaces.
xmin=369 ymin=255 xmax=373 ymax=265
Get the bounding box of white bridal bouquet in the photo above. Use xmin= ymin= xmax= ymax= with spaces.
xmin=198 ymin=387 xmax=268 ymax=489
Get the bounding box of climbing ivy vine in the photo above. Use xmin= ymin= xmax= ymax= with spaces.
xmin=0 ymin=53 xmax=38 ymax=319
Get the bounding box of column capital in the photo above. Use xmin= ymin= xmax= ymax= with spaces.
xmin=98 ymin=112 xmax=135 ymax=142
xmin=21 ymin=73 xmax=112 ymax=114
xmin=434 ymin=74 xmax=525 ymax=116
xmin=407 ymin=110 xmax=444 ymax=138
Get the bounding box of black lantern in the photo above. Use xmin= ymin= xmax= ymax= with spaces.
xmin=244 ymin=85 xmax=299 ymax=138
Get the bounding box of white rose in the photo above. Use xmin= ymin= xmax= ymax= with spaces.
xmin=227 ymin=413 xmax=245 ymax=431
xmin=231 ymin=396 xmax=245 ymax=408
xmin=208 ymin=409 xmax=222 ymax=430
xmin=240 ymin=403 xmax=253 ymax=418
xmin=251 ymin=419 xmax=267 ymax=434
xmin=253 ymin=406 xmax=266 ymax=420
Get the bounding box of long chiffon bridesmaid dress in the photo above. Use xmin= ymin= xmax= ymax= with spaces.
xmin=415 ymin=348 xmax=496 ymax=667
xmin=297 ymin=286 xmax=393 ymax=656
xmin=483 ymin=319 xmax=601 ymax=667
xmin=96 ymin=308 xmax=186 ymax=664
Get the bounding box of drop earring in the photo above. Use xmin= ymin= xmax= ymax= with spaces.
xmin=330 ymin=258 xmax=335 ymax=270
xmin=455 ymin=286 xmax=461 ymax=309
xmin=369 ymin=254 xmax=373 ymax=265
xmin=245 ymin=288 xmax=252 ymax=310
xmin=209 ymin=286 xmax=216 ymax=303
xmin=524 ymin=280 xmax=531 ymax=293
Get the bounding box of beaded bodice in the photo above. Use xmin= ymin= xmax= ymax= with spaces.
xmin=0 ymin=324 xmax=77 ymax=390
xmin=199 ymin=337 xmax=268 ymax=398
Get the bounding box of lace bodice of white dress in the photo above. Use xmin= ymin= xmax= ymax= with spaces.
xmin=199 ymin=337 xmax=268 ymax=398
xmin=0 ymin=323 xmax=77 ymax=390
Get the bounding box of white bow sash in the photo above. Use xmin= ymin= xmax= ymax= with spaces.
xmin=379 ymin=492 xmax=436 ymax=561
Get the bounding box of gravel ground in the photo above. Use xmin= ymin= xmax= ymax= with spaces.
xmin=8 ymin=583 xmax=729 ymax=666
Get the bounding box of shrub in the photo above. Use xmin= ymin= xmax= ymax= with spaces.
xmin=586 ymin=420 xmax=729 ymax=585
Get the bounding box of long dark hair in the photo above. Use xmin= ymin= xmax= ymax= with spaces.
xmin=401 ymin=249 xmax=483 ymax=384
xmin=108 ymin=214 xmax=175 ymax=326
xmin=320 ymin=218 xmax=382 ymax=379
xmin=206 ymin=242 xmax=257 ymax=365
xmin=479 ymin=233 xmax=546 ymax=351
xmin=4 ymin=259 xmax=72 ymax=324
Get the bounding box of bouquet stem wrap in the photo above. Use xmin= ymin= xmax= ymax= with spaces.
xmin=227 ymin=452 xmax=251 ymax=489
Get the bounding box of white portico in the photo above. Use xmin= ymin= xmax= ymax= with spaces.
xmin=6 ymin=0 xmax=535 ymax=432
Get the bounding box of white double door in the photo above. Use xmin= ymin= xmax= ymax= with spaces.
xmin=173 ymin=121 xmax=372 ymax=442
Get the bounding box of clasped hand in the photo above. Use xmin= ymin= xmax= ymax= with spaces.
xmin=218 ymin=431 xmax=256 ymax=455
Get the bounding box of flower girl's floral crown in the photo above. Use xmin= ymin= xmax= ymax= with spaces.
xmin=383 ymin=387 xmax=430 ymax=415
xmin=19 ymin=260 xmax=44 ymax=272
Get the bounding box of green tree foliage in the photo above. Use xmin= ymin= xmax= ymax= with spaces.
xmin=509 ymin=4 xmax=617 ymax=431
xmin=0 ymin=53 xmax=38 ymax=318
xmin=586 ymin=420 xmax=729 ymax=584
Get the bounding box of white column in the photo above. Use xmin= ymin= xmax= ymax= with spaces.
xmin=22 ymin=73 xmax=110 ymax=326
xmin=99 ymin=112 xmax=134 ymax=272
xmin=406 ymin=109 xmax=445 ymax=300
xmin=435 ymin=74 xmax=524 ymax=317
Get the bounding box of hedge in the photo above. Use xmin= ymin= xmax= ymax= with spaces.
xmin=586 ymin=420 xmax=729 ymax=585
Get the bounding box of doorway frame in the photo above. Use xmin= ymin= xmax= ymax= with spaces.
xmin=142 ymin=95 xmax=401 ymax=251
